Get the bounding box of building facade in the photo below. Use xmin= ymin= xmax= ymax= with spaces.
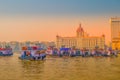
xmin=111 ymin=17 xmax=120 ymax=50
xmin=56 ymin=24 xmax=105 ymax=49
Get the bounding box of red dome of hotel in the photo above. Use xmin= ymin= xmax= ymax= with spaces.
xmin=76 ymin=24 xmax=84 ymax=33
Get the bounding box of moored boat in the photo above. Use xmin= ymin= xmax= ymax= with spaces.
xmin=19 ymin=46 xmax=46 ymax=60
xmin=0 ymin=48 xmax=13 ymax=56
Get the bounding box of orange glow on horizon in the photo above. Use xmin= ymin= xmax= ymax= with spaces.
xmin=0 ymin=16 xmax=111 ymax=43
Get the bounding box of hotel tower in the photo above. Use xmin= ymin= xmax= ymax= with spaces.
xmin=111 ymin=17 xmax=120 ymax=50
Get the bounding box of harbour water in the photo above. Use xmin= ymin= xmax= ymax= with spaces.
xmin=0 ymin=53 xmax=120 ymax=80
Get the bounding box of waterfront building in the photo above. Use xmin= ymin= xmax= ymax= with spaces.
xmin=110 ymin=17 xmax=120 ymax=50
xmin=41 ymin=41 xmax=56 ymax=48
xmin=0 ymin=42 xmax=7 ymax=48
xmin=9 ymin=41 xmax=20 ymax=52
xmin=56 ymin=24 xmax=105 ymax=49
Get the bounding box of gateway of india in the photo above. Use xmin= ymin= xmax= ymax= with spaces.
xmin=56 ymin=24 xmax=105 ymax=49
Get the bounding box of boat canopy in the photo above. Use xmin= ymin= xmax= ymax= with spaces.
xmin=60 ymin=48 xmax=71 ymax=51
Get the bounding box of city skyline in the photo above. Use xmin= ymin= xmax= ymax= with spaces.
xmin=0 ymin=0 xmax=120 ymax=42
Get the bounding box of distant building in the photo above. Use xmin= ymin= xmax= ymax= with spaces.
xmin=110 ymin=17 xmax=120 ymax=50
xmin=19 ymin=41 xmax=55 ymax=49
xmin=9 ymin=41 xmax=21 ymax=52
xmin=0 ymin=42 xmax=7 ymax=48
xmin=56 ymin=24 xmax=105 ymax=49
xmin=41 ymin=41 xmax=56 ymax=48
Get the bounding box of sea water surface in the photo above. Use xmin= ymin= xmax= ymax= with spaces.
xmin=0 ymin=53 xmax=120 ymax=80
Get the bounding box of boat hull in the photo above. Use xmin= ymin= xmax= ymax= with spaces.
xmin=0 ymin=53 xmax=13 ymax=56
xmin=19 ymin=55 xmax=46 ymax=61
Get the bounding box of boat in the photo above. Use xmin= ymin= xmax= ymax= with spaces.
xmin=0 ymin=48 xmax=13 ymax=56
xmin=19 ymin=46 xmax=46 ymax=60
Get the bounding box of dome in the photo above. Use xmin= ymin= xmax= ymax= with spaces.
xmin=76 ymin=24 xmax=84 ymax=33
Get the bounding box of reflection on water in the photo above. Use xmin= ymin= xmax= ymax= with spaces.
xmin=0 ymin=53 xmax=120 ymax=80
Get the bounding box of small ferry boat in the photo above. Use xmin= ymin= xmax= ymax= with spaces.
xmin=0 ymin=48 xmax=13 ymax=56
xmin=19 ymin=46 xmax=46 ymax=60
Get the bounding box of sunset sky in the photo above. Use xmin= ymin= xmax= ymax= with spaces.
xmin=0 ymin=0 xmax=120 ymax=43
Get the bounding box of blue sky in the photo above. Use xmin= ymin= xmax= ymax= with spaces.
xmin=0 ymin=0 xmax=120 ymax=17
